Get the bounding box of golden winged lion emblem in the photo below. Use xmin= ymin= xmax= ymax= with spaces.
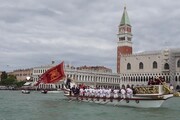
xmin=48 ymin=69 xmax=61 ymax=82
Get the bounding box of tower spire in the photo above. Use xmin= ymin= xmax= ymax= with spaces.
xmin=124 ymin=5 xmax=126 ymax=9
xmin=120 ymin=5 xmax=131 ymax=26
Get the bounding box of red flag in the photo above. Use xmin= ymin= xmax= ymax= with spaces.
xmin=35 ymin=62 xmax=66 ymax=86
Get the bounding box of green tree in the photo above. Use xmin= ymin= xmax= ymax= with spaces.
xmin=0 ymin=74 xmax=26 ymax=88
xmin=0 ymin=77 xmax=16 ymax=86
xmin=0 ymin=74 xmax=17 ymax=86
xmin=14 ymin=81 xmax=26 ymax=88
xmin=8 ymin=75 xmax=16 ymax=80
xmin=1 ymin=71 xmax=7 ymax=80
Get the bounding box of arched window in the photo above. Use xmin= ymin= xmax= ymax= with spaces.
xmin=127 ymin=63 xmax=131 ymax=70
xmin=177 ymin=59 xmax=180 ymax=68
xmin=164 ymin=63 xmax=169 ymax=69
xmin=153 ymin=61 xmax=158 ymax=69
xmin=139 ymin=62 xmax=144 ymax=69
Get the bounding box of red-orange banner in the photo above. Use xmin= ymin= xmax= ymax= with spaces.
xmin=35 ymin=62 xmax=66 ymax=86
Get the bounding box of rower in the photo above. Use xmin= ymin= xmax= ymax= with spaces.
xmin=121 ymin=88 xmax=126 ymax=99
xmin=79 ymin=87 xmax=84 ymax=96
xmin=126 ymin=87 xmax=133 ymax=98
xmin=114 ymin=89 xmax=119 ymax=98
xmin=99 ymin=87 xmax=103 ymax=97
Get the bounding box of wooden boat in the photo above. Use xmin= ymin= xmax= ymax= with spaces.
xmin=22 ymin=90 xmax=30 ymax=94
xmin=63 ymin=81 xmax=173 ymax=108
xmin=41 ymin=90 xmax=48 ymax=94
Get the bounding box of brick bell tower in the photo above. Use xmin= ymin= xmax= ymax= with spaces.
xmin=117 ymin=6 xmax=133 ymax=73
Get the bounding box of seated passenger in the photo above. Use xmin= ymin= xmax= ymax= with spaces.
xmin=148 ymin=79 xmax=153 ymax=85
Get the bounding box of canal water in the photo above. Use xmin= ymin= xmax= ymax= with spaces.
xmin=0 ymin=90 xmax=179 ymax=120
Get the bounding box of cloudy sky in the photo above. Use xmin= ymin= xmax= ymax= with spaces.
xmin=1 ymin=0 xmax=180 ymax=72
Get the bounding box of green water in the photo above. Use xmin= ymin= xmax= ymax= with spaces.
xmin=0 ymin=90 xmax=179 ymax=120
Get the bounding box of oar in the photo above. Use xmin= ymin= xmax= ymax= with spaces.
xmin=98 ymin=98 xmax=107 ymax=104
xmin=120 ymin=98 xmax=124 ymax=102
xmin=68 ymin=99 xmax=73 ymax=102
xmin=114 ymin=98 xmax=124 ymax=106
xmin=103 ymin=100 xmax=110 ymax=104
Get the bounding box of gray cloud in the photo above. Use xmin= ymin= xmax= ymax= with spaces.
xmin=0 ymin=0 xmax=180 ymax=72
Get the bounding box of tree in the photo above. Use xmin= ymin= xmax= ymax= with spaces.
xmin=0 ymin=74 xmax=17 ymax=86
xmin=0 ymin=73 xmax=25 ymax=88
xmin=1 ymin=71 xmax=7 ymax=80
xmin=0 ymin=77 xmax=16 ymax=86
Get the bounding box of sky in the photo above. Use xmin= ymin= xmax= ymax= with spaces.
xmin=1 ymin=0 xmax=180 ymax=72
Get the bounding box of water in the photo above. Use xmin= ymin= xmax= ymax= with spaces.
xmin=0 ymin=90 xmax=179 ymax=120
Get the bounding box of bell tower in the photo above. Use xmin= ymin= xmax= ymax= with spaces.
xmin=117 ymin=6 xmax=133 ymax=73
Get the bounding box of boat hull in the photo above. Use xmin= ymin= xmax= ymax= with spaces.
xmin=65 ymin=94 xmax=173 ymax=108
xmin=47 ymin=91 xmax=62 ymax=93
xmin=22 ymin=90 xmax=30 ymax=94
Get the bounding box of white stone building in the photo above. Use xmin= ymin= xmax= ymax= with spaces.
xmin=117 ymin=6 xmax=180 ymax=88
xmin=120 ymin=49 xmax=180 ymax=87
xmin=32 ymin=63 xmax=121 ymax=90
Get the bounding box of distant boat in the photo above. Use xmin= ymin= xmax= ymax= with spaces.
xmin=22 ymin=90 xmax=30 ymax=94
xmin=41 ymin=90 xmax=48 ymax=94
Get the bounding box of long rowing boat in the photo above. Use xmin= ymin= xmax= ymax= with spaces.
xmin=63 ymin=81 xmax=173 ymax=108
